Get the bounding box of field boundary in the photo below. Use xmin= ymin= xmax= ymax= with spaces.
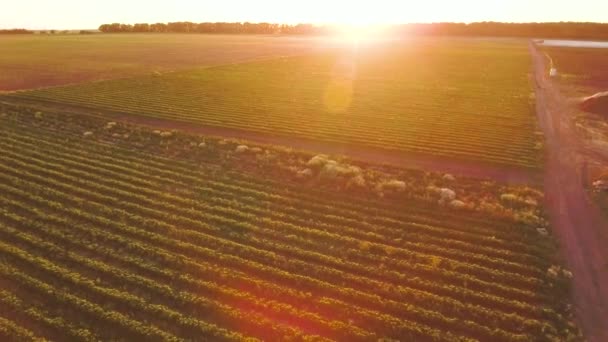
xmin=1 ymin=98 xmax=540 ymax=185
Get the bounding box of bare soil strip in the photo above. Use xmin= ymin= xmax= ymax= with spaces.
xmin=0 ymin=97 xmax=539 ymax=185
xmin=530 ymin=42 xmax=608 ymax=341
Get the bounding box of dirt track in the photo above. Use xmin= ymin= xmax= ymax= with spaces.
xmin=530 ymin=42 xmax=608 ymax=341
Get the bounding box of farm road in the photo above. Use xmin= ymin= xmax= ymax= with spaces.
xmin=530 ymin=42 xmax=608 ymax=341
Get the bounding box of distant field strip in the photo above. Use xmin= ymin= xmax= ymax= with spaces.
xmin=7 ymin=39 xmax=541 ymax=168
xmin=0 ymin=110 xmax=569 ymax=341
xmin=542 ymin=46 xmax=608 ymax=90
xmin=0 ymin=34 xmax=325 ymax=91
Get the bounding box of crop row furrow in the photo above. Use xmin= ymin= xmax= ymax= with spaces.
xmin=0 ymin=140 xmax=545 ymax=285
xmin=0 ymin=122 xmax=541 ymax=253
xmin=0 ymin=158 xmax=547 ymax=313
xmin=0 ymin=181 xmax=546 ymax=340
xmin=0 ymin=197 xmax=467 ymax=341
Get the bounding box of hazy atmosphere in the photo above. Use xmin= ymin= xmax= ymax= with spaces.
xmin=1 ymin=2 xmax=608 ymax=342
xmin=1 ymin=0 xmax=607 ymax=29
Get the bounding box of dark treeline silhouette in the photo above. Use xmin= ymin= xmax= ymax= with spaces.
xmin=99 ymin=22 xmax=325 ymax=34
xmin=0 ymin=29 xmax=33 ymax=34
xmin=399 ymin=22 xmax=608 ymax=40
xmin=99 ymin=21 xmax=608 ymax=40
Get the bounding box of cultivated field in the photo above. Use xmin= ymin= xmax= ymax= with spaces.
xmin=542 ymin=46 xmax=608 ymax=96
xmin=0 ymin=104 xmax=579 ymax=341
xmin=5 ymin=39 xmax=542 ymax=169
xmin=0 ymin=34 xmax=329 ymax=91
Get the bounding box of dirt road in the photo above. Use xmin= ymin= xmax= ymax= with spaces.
xmin=530 ymin=42 xmax=608 ymax=341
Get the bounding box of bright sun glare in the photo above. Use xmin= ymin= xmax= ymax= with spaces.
xmin=333 ymin=24 xmax=390 ymax=42
xmin=315 ymin=1 xmax=399 ymax=41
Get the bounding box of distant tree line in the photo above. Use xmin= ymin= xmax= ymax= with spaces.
xmin=0 ymin=29 xmax=94 ymax=35
xmin=397 ymin=22 xmax=608 ymax=40
xmin=4 ymin=22 xmax=608 ymax=39
xmin=0 ymin=29 xmax=32 ymax=34
xmin=98 ymin=21 xmax=608 ymax=40
xmin=99 ymin=22 xmax=325 ymax=34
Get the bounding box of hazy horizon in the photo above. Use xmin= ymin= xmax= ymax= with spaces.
xmin=2 ymin=0 xmax=607 ymax=30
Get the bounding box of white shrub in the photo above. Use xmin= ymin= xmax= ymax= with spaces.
xmin=500 ymin=193 xmax=518 ymax=203
xmin=537 ymin=228 xmax=549 ymax=236
xmin=383 ymin=180 xmax=406 ymax=192
xmin=160 ymin=131 xmax=173 ymax=138
xmin=350 ymin=175 xmax=366 ymax=187
xmin=235 ymin=145 xmax=249 ymax=153
xmin=440 ymin=188 xmax=456 ymax=201
xmin=547 ymin=265 xmax=560 ymax=278
xmin=340 ymin=165 xmax=361 ymax=177
xmin=83 ymin=131 xmax=93 ymax=137
xmin=307 ymin=155 xmax=330 ymax=168
xmin=525 ymin=198 xmax=539 ymax=207
xmin=547 ymin=265 xmax=573 ymax=279
xmin=296 ymin=168 xmax=313 ymax=179
xmin=320 ymin=161 xmax=340 ymax=179
xmin=443 ymin=173 xmax=455 ymax=181
xmin=198 ymin=142 xmax=207 ymax=148
xmin=152 ymin=130 xmax=161 ymax=135
xmin=450 ymin=200 xmax=466 ymax=209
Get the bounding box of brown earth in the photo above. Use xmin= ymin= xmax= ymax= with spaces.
xmin=531 ymin=42 xmax=608 ymax=341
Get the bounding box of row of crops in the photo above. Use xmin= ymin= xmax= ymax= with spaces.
xmin=4 ymin=39 xmax=542 ymax=168
xmin=0 ymin=106 xmax=576 ymax=341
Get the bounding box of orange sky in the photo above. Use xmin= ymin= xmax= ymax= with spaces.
xmin=2 ymin=0 xmax=607 ymax=29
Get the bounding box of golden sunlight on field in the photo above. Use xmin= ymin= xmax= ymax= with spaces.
xmin=2 ymin=1 xmax=608 ymax=339
xmin=323 ymin=51 xmax=358 ymax=113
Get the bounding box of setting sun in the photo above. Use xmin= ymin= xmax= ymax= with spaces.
xmin=1 ymin=1 xmax=608 ymax=341
xmin=2 ymin=0 xmax=608 ymax=29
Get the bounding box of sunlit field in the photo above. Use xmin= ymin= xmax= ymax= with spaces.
xmin=4 ymin=2 xmax=608 ymax=340
xmin=541 ymin=45 xmax=608 ymax=213
xmin=5 ymin=38 xmax=542 ymax=168
xmin=0 ymin=103 xmax=579 ymax=340
xmin=0 ymin=34 xmax=329 ymax=91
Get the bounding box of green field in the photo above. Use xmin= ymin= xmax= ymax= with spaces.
xmin=6 ymin=38 xmax=542 ymax=168
xmin=0 ymin=103 xmax=578 ymax=341
xmin=0 ymin=34 xmax=324 ymax=91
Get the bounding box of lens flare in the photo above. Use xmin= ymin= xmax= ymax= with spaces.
xmin=323 ymin=52 xmax=358 ymax=113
